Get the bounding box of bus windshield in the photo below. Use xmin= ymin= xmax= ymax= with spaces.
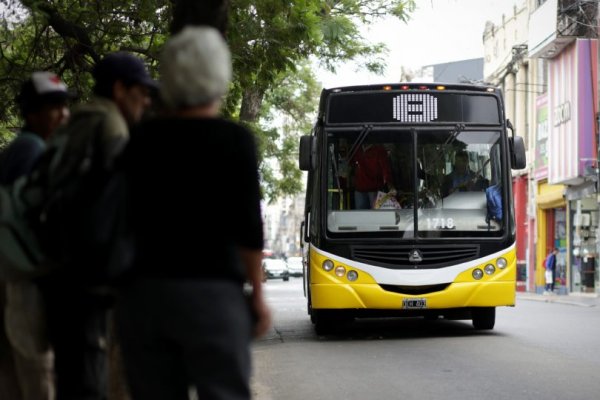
xmin=325 ymin=128 xmax=504 ymax=238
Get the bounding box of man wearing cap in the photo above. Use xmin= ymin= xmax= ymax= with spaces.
xmin=0 ymin=71 xmax=71 ymax=400
xmin=68 ymin=51 xmax=156 ymax=167
xmin=0 ymin=72 xmax=71 ymax=183
xmin=37 ymin=52 xmax=155 ymax=400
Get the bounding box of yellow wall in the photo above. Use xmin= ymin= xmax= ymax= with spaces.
xmin=536 ymin=182 xmax=566 ymax=289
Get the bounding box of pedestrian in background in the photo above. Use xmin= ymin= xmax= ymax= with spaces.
xmin=37 ymin=52 xmax=155 ymax=400
xmin=544 ymin=248 xmax=558 ymax=294
xmin=116 ymin=26 xmax=271 ymax=400
xmin=0 ymin=71 xmax=72 ymax=400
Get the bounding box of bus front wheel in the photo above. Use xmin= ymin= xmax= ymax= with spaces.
xmin=472 ymin=307 xmax=495 ymax=330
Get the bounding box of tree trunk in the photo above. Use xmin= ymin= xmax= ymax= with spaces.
xmin=170 ymin=0 xmax=229 ymax=35
xmin=239 ymin=86 xmax=265 ymax=123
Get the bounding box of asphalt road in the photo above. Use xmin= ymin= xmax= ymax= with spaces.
xmin=251 ymin=278 xmax=600 ymax=400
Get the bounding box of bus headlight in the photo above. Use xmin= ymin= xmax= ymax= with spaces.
xmin=322 ymin=260 xmax=334 ymax=271
xmin=335 ymin=266 xmax=346 ymax=277
xmin=347 ymin=270 xmax=359 ymax=281
xmin=484 ymin=264 xmax=496 ymax=275
xmin=472 ymin=268 xmax=484 ymax=280
xmin=496 ymin=257 xmax=507 ymax=269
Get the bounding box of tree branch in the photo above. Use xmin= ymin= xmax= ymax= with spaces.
xmin=36 ymin=3 xmax=100 ymax=62
xmin=170 ymin=0 xmax=229 ymax=36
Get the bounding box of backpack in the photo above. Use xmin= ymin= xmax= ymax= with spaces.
xmin=0 ymin=177 xmax=49 ymax=280
xmin=0 ymin=133 xmax=50 ymax=280
xmin=0 ymin=110 xmax=132 ymax=282
xmin=485 ymin=184 xmax=503 ymax=223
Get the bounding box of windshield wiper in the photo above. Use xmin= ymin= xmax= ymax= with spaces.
xmin=443 ymin=123 xmax=464 ymax=147
xmin=329 ymin=144 xmax=342 ymax=194
xmin=346 ymin=125 xmax=372 ymax=163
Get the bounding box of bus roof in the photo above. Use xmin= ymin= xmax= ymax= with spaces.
xmin=322 ymin=82 xmax=499 ymax=95
xmin=317 ymin=83 xmax=504 ymax=126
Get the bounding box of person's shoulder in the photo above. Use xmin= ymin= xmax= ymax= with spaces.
xmin=4 ymin=131 xmax=45 ymax=154
xmin=16 ymin=131 xmax=44 ymax=145
xmin=207 ymin=118 xmax=251 ymax=135
xmin=71 ymin=98 xmax=128 ymax=135
xmin=205 ymin=118 xmax=255 ymax=143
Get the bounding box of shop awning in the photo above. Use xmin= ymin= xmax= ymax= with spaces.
xmin=537 ymin=182 xmax=566 ymax=209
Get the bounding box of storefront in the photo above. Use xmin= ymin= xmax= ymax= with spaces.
xmin=535 ymin=181 xmax=567 ymax=293
xmin=568 ymin=194 xmax=599 ymax=293
xmin=535 ymin=38 xmax=599 ymax=294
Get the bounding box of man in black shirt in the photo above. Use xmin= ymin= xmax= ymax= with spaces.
xmin=116 ymin=26 xmax=271 ymax=400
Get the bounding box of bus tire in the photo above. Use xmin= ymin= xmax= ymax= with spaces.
xmin=472 ymin=307 xmax=495 ymax=330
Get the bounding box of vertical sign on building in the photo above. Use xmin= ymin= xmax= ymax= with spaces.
xmin=547 ymin=39 xmax=598 ymax=184
xmin=535 ymin=94 xmax=549 ymax=180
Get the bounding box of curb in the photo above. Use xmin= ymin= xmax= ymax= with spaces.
xmin=517 ymin=293 xmax=598 ymax=308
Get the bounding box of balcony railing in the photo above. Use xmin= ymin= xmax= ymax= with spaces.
xmin=528 ymin=0 xmax=596 ymax=58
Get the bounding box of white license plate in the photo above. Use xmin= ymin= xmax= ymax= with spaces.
xmin=402 ymin=298 xmax=427 ymax=309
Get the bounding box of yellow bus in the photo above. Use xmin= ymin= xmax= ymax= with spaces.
xmin=299 ymin=83 xmax=526 ymax=334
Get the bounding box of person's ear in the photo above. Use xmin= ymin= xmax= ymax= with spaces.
xmin=113 ymin=80 xmax=127 ymax=101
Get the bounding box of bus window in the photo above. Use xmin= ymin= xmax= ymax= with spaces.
xmin=417 ymin=130 xmax=503 ymax=238
xmin=326 ymin=129 xmax=415 ymax=235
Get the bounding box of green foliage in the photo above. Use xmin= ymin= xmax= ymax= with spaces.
xmin=0 ymin=0 xmax=167 ymax=114
xmin=0 ymin=0 xmax=415 ymax=201
xmin=255 ymin=63 xmax=321 ymax=202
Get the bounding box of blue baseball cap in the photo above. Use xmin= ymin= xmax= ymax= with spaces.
xmin=93 ymin=52 xmax=158 ymax=95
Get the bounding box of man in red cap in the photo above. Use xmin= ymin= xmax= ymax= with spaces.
xmin=0 ymin=71 xmax=72 ymax=400
xmin=0 ymin=72 xmax=71 ymax=183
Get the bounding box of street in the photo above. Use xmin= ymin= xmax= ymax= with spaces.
xmin=251 ymin=278 xmax=600 ymax=400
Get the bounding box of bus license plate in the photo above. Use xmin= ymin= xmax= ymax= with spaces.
xmin=402 ymin=298 xmax=427 ymax=309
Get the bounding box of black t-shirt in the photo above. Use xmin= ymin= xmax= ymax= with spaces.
xmin=122 ymin=117 xmax=264 ymax=282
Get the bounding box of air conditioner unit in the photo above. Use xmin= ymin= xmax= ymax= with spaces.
xmin=574 ymin=213 xmax=591 ymax=227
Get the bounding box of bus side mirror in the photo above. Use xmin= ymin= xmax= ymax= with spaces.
xmin=300 ymin=221 xmax=305 ymax=248
xmin=301 ymin=214 xmax=310 ymax=242
xmin=509 ymin=136 xmax=526 ymax=170
xmin=299 ymin=136 xmax=316 ymax=171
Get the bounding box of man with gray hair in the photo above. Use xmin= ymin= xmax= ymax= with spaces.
xmin=116 ymin=26 xmax=271 ymax=399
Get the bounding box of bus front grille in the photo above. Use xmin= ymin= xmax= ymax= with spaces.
xmin=380 ymin=283 xmax=451 ymax=295
xmin=352 ymin=245 xmax=480 ymax=269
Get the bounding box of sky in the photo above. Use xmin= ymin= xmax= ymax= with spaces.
xmin=316 ymin=0 xmax=525 ymax=89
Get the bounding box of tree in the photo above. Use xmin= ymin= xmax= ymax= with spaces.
xmin=256 ymin=62 xmax=321 ymax=201
xmin=0 ymin=0 xmax=415 ymax=200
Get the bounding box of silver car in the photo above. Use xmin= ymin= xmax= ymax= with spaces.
xmin=262 ymin=258 xmax=289 ymax=281
xmin=286 ymin=256 xmax=304 ymax=277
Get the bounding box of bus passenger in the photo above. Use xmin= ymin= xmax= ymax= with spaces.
xmin=351 ymin=143 xmax=395 ymax=209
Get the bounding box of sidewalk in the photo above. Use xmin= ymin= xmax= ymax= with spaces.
xmin=517 ymin=291 xmax=600 ymax=307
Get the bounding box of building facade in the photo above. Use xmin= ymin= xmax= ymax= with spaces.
xmin=483 ymin=2 xmax=531 ymax=291
xmin=483 ymin=0 xmax=599 ymax=294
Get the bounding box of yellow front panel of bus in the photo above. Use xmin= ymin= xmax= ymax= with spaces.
xmin=309 ymin=247 xmax=516 ymax=310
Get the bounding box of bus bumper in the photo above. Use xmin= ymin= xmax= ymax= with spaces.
xmin=311 ymin=281 xmax=515 ymax=310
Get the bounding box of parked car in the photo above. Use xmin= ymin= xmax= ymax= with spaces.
xmin=286 ymin=256 xmax=304 ymax=277
xmin=262 ymin=258 xmax=289 ymax=281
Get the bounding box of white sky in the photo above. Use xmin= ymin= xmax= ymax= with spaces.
xmin=316 ymin=0 xmax=524 ymax=88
